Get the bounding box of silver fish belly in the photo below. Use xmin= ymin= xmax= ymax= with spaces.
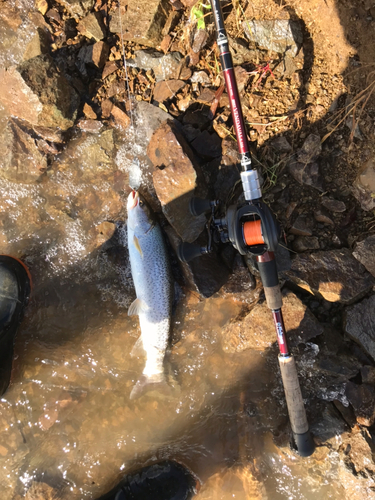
xmin=127 ymin=191 xmax=172 ymax=399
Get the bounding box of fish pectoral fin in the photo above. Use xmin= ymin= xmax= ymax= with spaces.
xmin=128 ymin=298 xmax=149 ymax=316
xmin=133 ymin=235 xmax=143 ymax=257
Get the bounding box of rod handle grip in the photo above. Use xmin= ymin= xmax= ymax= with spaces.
xmin=278 ymin=355 xmax=314 ymax=456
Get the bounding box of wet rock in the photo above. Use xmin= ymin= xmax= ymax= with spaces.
xmin=55 ymin=0 xmax=95 ymax=17
xmin=0 ymin=6 xmax=50 ymax=66
xmin=47 ymin=129 xmax=124 ymax=226
xmin=314 ymin=209 xmax=334 ymax=226
xmin=77 ymin=12 xmax=106 ymax=41
xmin=153 ymin=79 xmax=186 ymax=102
xmin=345 ymin=295 xmax=375 ymax=360
xmin=288 ymin=161 xmax=324 ymax=191
xmin=289 ymin=215 xmax=313 ymax=236
xmin=164 ymin=226 xmax=229 ymax=298
xmin=148 ymin=120 xmax=207 ymax=242
xmin=127 ymin=49 xmax=182 ymax=82
xmin=221 ymin=289 xmax=323 ymax=353
xmin=361 ymin=366 xmax=375 ymax=385
xmin=310 ymin=405 xmax=348 ymax=450
xmin=115 ymin=100 xmax=172 ymax=199
xmin=345 ymin=430 xmax=375 ymax=476
xmin=109 ymin=0 xmax=172 ymax=48
xmin=78 ymin=41 xmax=109 ymax=68
xmin=77 ymin=119 xmax=103 ymax=133
xmin=23 ymin=481 xmax=59 ymax=500
xmin=221 ymin=254 xmax=261 ymax=303
xmin=0 ymin=54 xmax=79 ymax=130
xmin=321 ymin=197 xmax=346 ymax=213
xmin=191 ymin=130 xmax=222 ymax=159
xmin=353 ymin=235 xmax=375 ymax=278
xmin=95 ymin=221 xmax=116 ymax=248
xmin=270 ymin=136 xmax=292 ymax=153
xmin=195 ymin=464 xmax=266 ymax=500
xmin=292 ymin=236 xmax=320 ymax=252
xmin=243 ymin=19 xmax=303 ymax=57
xmin=0 ymin=119 xmax=47 ymax=183
xmin=190 ymin=71 xmax=211 ymax=85
xmin=110 ymin=105 xmax=131 ymax=130
xmin=352 ymin=157 xmax=375 ymax=211
xmin=345 ymin=381 xmax=375 ymax=426
xmin=297 ymin=134 xmax=322 ymax=163
xmin=285 ymin=248 xmax=375 ymax=304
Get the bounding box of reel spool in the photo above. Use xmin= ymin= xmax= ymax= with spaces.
xmin=177 ymin=198 xmax=280 ymax=262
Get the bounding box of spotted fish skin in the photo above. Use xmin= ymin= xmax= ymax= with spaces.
xmin=127 ymin=191 xmax=172 ymax=399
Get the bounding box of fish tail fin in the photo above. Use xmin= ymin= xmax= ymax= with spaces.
xmin=130 ymin=373 xmax=173 ymax=400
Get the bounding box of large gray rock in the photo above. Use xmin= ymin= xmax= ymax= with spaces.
xmin=147 ymin=120 xmax=207 ymax=242
xmin=345 ymin=295 xmax=375 ymax=361
xmin=353 ymin=235 xmax=375 ymax=278
xmin=285 ymin=248 xmax=375 ymax=304
xmin=115 ymin=101 xmax=173 ymax=209
xmin=109 ymin=0 xmax=172 ymax=48
xmin=243 ymin=19 xmax=303 ymax=57
xmin=127 ymin=50 xmax=183 ymax=82
xmin=55 ymin=0 xmax=95 ymax=17
xmin=221 ymin=289 xmax=323 ymax=353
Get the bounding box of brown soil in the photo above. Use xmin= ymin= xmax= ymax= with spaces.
xmin=42 ymin=0 xmax=375 ymax=253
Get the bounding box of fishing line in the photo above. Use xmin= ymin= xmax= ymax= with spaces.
xmin=117 ymin=0 xmax=142 ymax=192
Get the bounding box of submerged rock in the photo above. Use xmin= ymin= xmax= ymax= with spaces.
xmin=345 ymin=295 xmax=375 ymax=361
xmin=148 ymin=120 xmax=207 ymax=243
xmin=221 ymin=289 xmax=323 ymax=353
xmin=0 ymin=54 xmax=79 ymax=130
xmin=353 ymin=235 xmax=375 ymax=278
xmin=285 ymin=249 xmax=374 ymax=304
xmin=109 ymin=0 xmax=172 ymax=48
xmin=0 ymin=119 xmax=47 ymax=183
xmin=243 ymin=19 xmax=303 ymax=57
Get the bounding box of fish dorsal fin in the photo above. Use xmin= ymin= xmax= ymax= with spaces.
xmin=133 ymin=235 xmax=143 ymax=257
xmin=128 ymin=298 xmax=149 ymax=316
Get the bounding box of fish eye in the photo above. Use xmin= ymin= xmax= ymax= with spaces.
xmin=139 ymin=200 xmax=144 ymax=207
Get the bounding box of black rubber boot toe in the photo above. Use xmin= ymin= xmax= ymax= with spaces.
xmin=0 ymin=256 xmax=31 ymax=397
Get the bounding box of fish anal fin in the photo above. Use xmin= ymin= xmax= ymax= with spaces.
xmin=130 ymin=337 xmax=145 ymax=357
xmin=128 ymin=298 xmax=149 ymax=316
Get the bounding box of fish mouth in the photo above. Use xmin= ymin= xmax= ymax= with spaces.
xmin=127 ymin=190 xmax=139 ymax=210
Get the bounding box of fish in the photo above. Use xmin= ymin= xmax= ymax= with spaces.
xmin=127 ymin=190 xmax=173 ymax=399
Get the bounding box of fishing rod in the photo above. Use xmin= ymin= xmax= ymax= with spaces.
xmin=178 ymin=0 xmax=314 ymax=457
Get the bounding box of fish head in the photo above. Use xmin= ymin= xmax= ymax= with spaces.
xmin=127 ymin=190 xmax=155 ymax=234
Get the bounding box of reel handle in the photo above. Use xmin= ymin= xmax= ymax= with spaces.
xmin=177 ymin=242 xmax=208 ymax=262
xmin=189 ymin=198 xmax=216 ymax=217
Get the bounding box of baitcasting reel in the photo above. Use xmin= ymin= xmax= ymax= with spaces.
xmin=177 ymin=197 xmax=281 ymax=263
